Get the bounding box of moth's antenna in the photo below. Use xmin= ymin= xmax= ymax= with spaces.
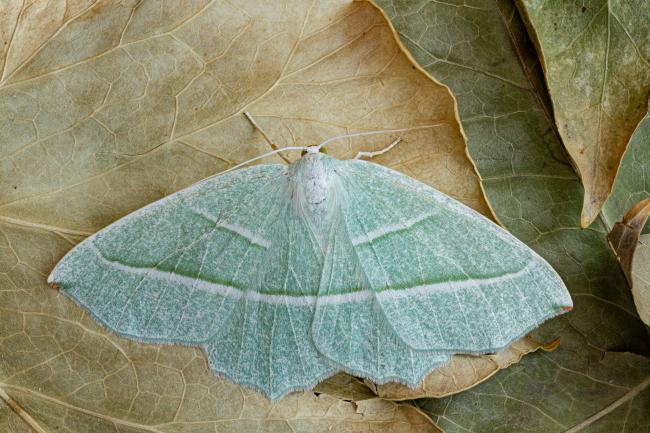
xmin=353 ymin=137 xmax=402 ymax=160
xmin=205 ymin=145 xmax=308 ymax=180
xmin=201 ymin=120 xmax=445 ymax=181
xmin=315 ymin=123 xmax=443 ymax=150
xmin=243 ymin=111 xmax=290 ymax=164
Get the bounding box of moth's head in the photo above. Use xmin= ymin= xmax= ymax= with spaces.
xmin=301 ymin=145 xmax=328 ymax=157
xmin=290 ymin=146 xmax=338 ymax=179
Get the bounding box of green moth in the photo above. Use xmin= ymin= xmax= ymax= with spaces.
xmin=48 ymin=143 xmax=573 ymax=400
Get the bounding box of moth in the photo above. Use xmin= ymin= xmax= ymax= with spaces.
xmin=48 ymin=114 xmax=573 ymax=400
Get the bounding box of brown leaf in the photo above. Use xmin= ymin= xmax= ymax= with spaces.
xmin=609 ymin=198 xmax=650 ymax=277
xmin=364 ymin=337 xmax=560 ymax=401
xmin=313 ymin=373 xmax=378 ymax=402
xmin=1 ymin=383 xmax=442 ymax=433
xmin=0 ymin=1 xmax=490 ymax=233
xmin=603 ymin=101 xmax=650 ymax=228
xmin=0 ymin=388 xmax=46 ymax=433
xmin=629 ymin=235 xmax=650 ymax=327
xmin=609 ymin=198 xmax=650 ymax=325
xmin=354 ymin=400 xmax=444 ymax=433
xmin=0 ymin=0 xmax=486 ymax=430
xmin=0 ymin=1 xmax=100 ymax=82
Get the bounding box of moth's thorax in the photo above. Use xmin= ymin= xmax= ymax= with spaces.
xmin=288 ymin=152 xmax=340 ymax=248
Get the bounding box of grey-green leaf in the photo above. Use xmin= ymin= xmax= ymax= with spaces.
xmin=603 ymin=105 xmax=650 ymax=234
xmin=374 ymin=0 xmax=650 ymax=431
xmin=516 ymin=0 xmax=650 ymax=226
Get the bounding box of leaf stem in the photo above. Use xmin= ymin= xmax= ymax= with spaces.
xmin=562 ymin=374 xmax=650 ymax=433
xmin=0 ymin=386 xmax=48 ymax=433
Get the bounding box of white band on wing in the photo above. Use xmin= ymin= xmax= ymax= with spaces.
xmin=89 ymin=242 xmax=533 ymax=306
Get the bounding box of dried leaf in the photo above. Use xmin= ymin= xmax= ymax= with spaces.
xmin=630 ymin=235 xmax=650 ymax=327
xmin=603 ymin=101 xmax=650 ymax=232
xmin=516 ymin=0 xmax=650 ymax=227
xmin=0 ymin=0 xmax=489 ymax=233
xmin=609 ymin=198 xmax=650 ymax=325
xmin=0 ymin=0 xmax=97 ymax=81
xmin=605 ymin=101 xmax=650 ymax=326
xmin=375 ymin=0 xmax=650 ymax=431
xmin=366 ymin=337 xmax=560 ymax=401
xmin=609 ymin=198 xmax=650 ymax=277
xmin=0 ymin=0 xmax=488 ymax=430
xmin=314 ymin=374 xmax=378 ymax=402
xmin=0 ymin=389 xmax=44 ymax=433
xmin=1 ymin=381 xmax=439 ymax=433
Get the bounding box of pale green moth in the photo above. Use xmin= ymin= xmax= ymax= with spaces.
xmin=48 ymin=123 xmax=573 ymax=400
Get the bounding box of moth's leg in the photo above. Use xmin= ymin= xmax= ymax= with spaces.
xmin=353 ymin=137 xmax=401 ymax=160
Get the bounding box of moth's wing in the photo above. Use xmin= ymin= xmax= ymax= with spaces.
xmin=329 ymin=160 xmax=572 ymax=353
xmin=48 ymin=164 xmax=336 ymax=400
xmin=311 ymin=213 xmax=449 ymax=386
xmin=202 ymin=195 xmax=339 ymax=400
